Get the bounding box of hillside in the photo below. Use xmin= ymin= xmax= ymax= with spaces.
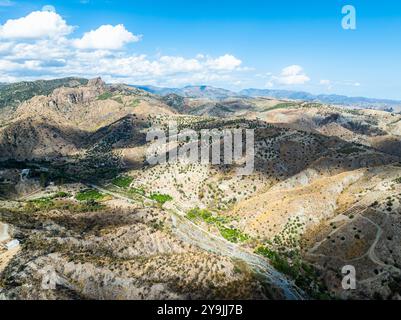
xmin=1 ymin=77 xmax=401 ymax=300
xmin=0 ymin=78 xmax=88 ymax=111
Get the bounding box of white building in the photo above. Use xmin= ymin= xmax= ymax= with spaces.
xmin=3 ymin=239 xmax=20 ymax=250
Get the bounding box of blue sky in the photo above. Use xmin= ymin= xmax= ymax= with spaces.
xmin=0 ymin=0 xmax=400 ymax=99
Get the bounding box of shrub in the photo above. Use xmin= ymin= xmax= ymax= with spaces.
xmin=149 ymin=193 xmax=173 ymax=204
xmin=219 ymin=227 xmax=249 ymax=243
xmin=54 ymin=191 xmax=71 ymax=198
xmin=186 ymin=207 xmax=248 ymax=243
xmin=75 ymin=189 xmax=105 ymax=201
xmin=97 ymin=92 xmax=113 ymax=100
xmin=112 ymin=176 xmax=133 ymax=188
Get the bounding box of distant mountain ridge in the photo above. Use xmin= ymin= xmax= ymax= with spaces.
xmin=1 ymin=78 xmax=400 ymax=112
xmin=134 ymin=85 xmax=237 ymax=100
xmin=134 ymin=84 xmax=401 ymax=112
xmin=239 ymin=88 xmax=401 ymax=111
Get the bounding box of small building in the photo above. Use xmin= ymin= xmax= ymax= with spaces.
xmin=3 ymin=239 xmax=20 ymax=250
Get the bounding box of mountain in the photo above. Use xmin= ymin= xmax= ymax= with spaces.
xmin=0 ymin=77 xmax=88 ymax=110
xmin=133 ymin=85 xmax=183 ymax=96
xmin=1 ymin=77 xmax=401 ymax=300
xmin=133 ymin=84 xmax=401 ymax=111
xmin=133 ymin=85 xmax=238 ymax=99
xmin=240 ymin=88 xmax=401 ymax=111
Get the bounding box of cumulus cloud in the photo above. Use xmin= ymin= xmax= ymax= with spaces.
xmin=275 ymin=65 xmax=310 ymax=85
xmin=206 ymin=54 xmax=242 ymax=70
xmin=263 ymin=65 xmax=310 ymax=88
xmin=73 ymin=24 xmax=140 ymax=50
xmin=42 ymin=5 xmax=56 ymax=13
xmin=53 ymin=52 xmax=243 ymax=85
xmin=0 ymin=10 xmax=73 ymax=39
xmin=157 ymin=56 xmax=202 ymax=73
xmin=0 ymin=8 xmax=246 ymax=87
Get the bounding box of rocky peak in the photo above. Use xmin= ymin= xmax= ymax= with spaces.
xmin=50 ymin=77 xmax=106 ymax=107
xmin=88 ymin=77 xmax=106 ymax=88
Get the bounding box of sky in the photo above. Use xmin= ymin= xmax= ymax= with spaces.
xmin=0 ymin=0 xmax=400 ymax=99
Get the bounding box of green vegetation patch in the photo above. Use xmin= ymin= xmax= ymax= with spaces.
xmin=129 ymin=187 xmax=146 ymax=196
xmin=97 ymin=92 xmax=113 ymax=100
xmin=25 ymin=199 xmax=104 ymax=213
xmin=28 ymin=197 xmax=54 ymax=210
xmin=149 ymin=193 xmax=173 ymax=204
xmin=220 ymin=227 xmax=249 ymax=243
xmin=187 ymin=208 xmax=229 ymax=224
xmin=255 ymin=245 xmax=330 ymax=299
xmin=27 ymin=192 xmax=72 ymax=210
xmin=130 ymin=99 xmax=140 ymax=108
xmin=186 ymin=208 xmax=248 ymax=243
xmin=112 ymin=175 xmax=134 ymax=188
xmin=53 ymin=191 xmax=71 ymax=198
xmin=75 ymin=189 xmax=105 ymax=201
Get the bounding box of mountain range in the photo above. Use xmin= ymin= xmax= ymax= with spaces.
xmin=133 ymin=85 xmax=401 ymax=112
xmin=2 ymin=79 xmax=400 ymax=112
xmin=1 ymin=77 xmax=401 ymax=300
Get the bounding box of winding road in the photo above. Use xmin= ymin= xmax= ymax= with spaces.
xmin=88 ymin=183 xmax=306 ymax=300
xmin=169 ymin=208 xmax=305 ymax=300
xmin=308 ymin=203 xmax=401 ymax=277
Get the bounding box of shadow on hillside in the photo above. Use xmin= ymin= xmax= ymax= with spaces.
xmin=187 ymin=117 xmax=401 ymax=183
xmin=0 ymin=115 xmax=400 ymax=194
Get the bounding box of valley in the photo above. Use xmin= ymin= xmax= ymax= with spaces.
xmin=1 ymin=78 xmax=401 ymax=300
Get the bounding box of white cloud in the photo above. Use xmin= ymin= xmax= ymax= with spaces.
xmin=265 ymin=81 xmax=274 ymax=88
xmin=55 ymin=53 xmax=243 ymax=85
xmin=158 ymin=56 xmax=202 ymax=73
xmin=319 ymin=79 xmax=333 ymax=90
xmin=0 ymin=42 xmax=12 ymax=53
xmin=42 ymin=5 xmax=56 ymax=13
xmin=275 ymin=65 xmax=310 ymax=85
xmin=0 ymin=10 xmax=73 ymax=40
xmin=206 ymin=54 xmax=242 ymax=71
xmin=0 ymin=59 xmax=19 ymax=71
xmin=0 ymin=10 xmax=247 ymax=87
xmin=319 ymin=79 xmax=361 ymax=90
xmin=73 ymin=24 xmax=140 ymax=50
